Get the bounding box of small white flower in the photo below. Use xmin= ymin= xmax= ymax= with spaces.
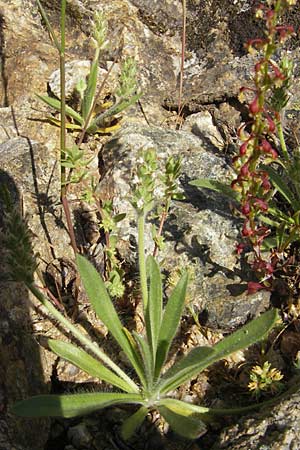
xmin=132 ymin=175 xmax=140 ymax=185
xmin=153 ymin=186 xmax=164 ymax=199
xmin=136 ymin=199 xmax=144 ymax=209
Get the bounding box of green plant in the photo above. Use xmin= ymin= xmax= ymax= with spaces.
xmin=98 ymin=199 xmax=126 ymax=298
xmin=38 ymin=5 xmax=141 ymax=138
xmin=190 ymin=0 xmax=298 ymax=293
xmin=248 ymin=361 xmax=284 ymax=397
xmin=7 ymin=150 xmax=280 ymax=440
xmin=36 ymin=0 xmax=141 ymax=197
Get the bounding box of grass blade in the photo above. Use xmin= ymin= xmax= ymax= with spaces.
xmin=48 ymin=339 xmax=135 ymax=393
xmin=154 ymin=272 xmax=188 ymax=379
xmin=12 ymin=393 xmax=143 ymax=418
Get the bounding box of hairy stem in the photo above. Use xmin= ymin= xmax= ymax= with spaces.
xmin=138 ymin=212 xmax=148 ymax=310
xmin=60 ymin=0 xmax=67 ymax=197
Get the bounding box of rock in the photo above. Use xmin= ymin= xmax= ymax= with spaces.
xmin=210 ymin=384 xmax=300 ymax=450
xmin=49 ymin=60 xmax=92 ymax=100
xmin=182 ymin=111 xmax=225 ymax=152
xmin=67 ymin=423 xmax=92 ymax=449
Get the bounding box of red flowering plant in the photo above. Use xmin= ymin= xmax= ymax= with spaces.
xmin=191 ymin=0 xmax=299 ymax=294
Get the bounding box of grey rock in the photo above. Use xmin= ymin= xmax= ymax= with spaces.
xmin=211 ymin=384 xmax=300 ymax=450
xmin=48 ymin=60 xmax=92 ymax=99
xmin=182 ymin=111 xmax=225 ymax=151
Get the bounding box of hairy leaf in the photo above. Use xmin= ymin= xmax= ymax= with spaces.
xmin=12 ymin=393 xmax=143 ymax=418
xmin=190 ymin=178 xmax=238 ymax=201
xmin=159 ymin=309 xmax=279 ymax=393
xmin=76 ymin=255 xmax=145 ymax=383
xmin=48 ymin=339 xmax=134 ymax=393
xmin=36 ymin=94 xmax=84 ymax=125
xmin=81 ymin=48 xmax=99 ymax=121
xmin=121 ymin=406 xmax=149 ymax=440
xmin=154 ymin=272 xmax=188 ymax=379
xmin=158 ymin=401 xmax=207 ymax=439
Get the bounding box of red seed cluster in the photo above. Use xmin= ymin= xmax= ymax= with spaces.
xmin=232 ymin=0 xmax=295 ymax=293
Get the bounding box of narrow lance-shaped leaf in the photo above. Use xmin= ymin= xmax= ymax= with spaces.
xmin=86 ymin=93 xmax=142 ymax=134
xmin=36 ymin=94 xmax=84 ymax=126
xmin=132 ymin=332 xmax=153 ymax=390
xmin=145 ymin=256 xmax=162 ymax=363
xmin=76 ymin=254 xmax=145 ymax=384
xmin=48 ymin=339 xmax=135 ymax=393
xmin=154 ymin=271 xmax=188 ymax=379
xmin=158 ymin=309 xmax=279 ymax=394
xmin=189 ymin=178 xmax=239 ymax=201
xmin=81 ymin=47 xmax=100 ymax=122
xmin=12 ymin=392 xmax=143 ymax=418
xmin=121 ymin=406 xmax=149 ymax=440
xmin=158 ymin=399 xmax=207 ymax=440
xmin=122 ymin=328 xmax=147 ymax=388
xmin=263 ymin=165 xmax=300 ymax=209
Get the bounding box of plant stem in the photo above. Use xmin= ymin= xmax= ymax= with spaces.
xmin=60 ymin=0 xmax=67 ymax=197
xmin=138 ymin=212 xmax=148 ymax=310
xmin=61 ymin=195 xmax=78 ymax=255
xmin=28 ymin=282 xmax=139 ymax=393
xmin=176 ymin=0 xmax=186 ymax=129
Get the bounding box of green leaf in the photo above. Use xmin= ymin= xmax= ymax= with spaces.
xmin=158 ymin=347 xmax=216 ymax=394
xmin=122 ymin=328 xmax=147 ymax=388
xmin=113 ymin=213 xmax=126 ymax=223
xmin=159 ymin=309 xmax=279 ymax=393
xmin=212 ymin=308 xmax=279 ymax=359
xmin=76 ymin=255 xmax=145 ymax=384
xmin=190 ymin=178 xmax=238 ymax=201
xmin=267 ymin=205 xmax=294 ymax=223
xmin=12 ymin=392 xmax=143 ymax=418
xmin=48 ymin=339 xmax=134 ymax=393
xmin=121 ymin=406 xmax=148 ymax=440
xmin=132 ymin=332 xmax=153 ymax=388
xmin=154 ymin=272 xmax=188 ymax=379
xmin=82 ymin=48 xmax=100 ymax=121
xmin=263 ymin=165 xmax=300 ymax=210
xmin=87 ymin=93 xmax=142 ymax=133
xmin=158 ymin=400 xmax=207 ymax=439
xmin=47 ymin=117 xmax=83 ymax=130
xmin=146 ymin=256 xmax=162 ymax=363
xmin=37 ymin=94 xmax=84 ymax=126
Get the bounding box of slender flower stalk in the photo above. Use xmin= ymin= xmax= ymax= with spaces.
xmin=138 ymin=212 xmax=148 ymax=310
